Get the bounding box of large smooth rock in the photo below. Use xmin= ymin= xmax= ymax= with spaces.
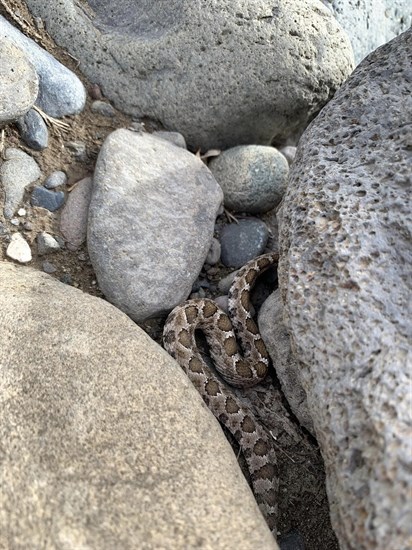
xmin=88 ymin=130 xmax=223 ymax=322
xmin=323 ymin=0 xmax=411 ymax=64
xmin=0 ymin=16 xmax=86 ymax=117
xmin=278 ymin=30 xmax=412 ymax=550
xmin=0 ymin=38 xmax=38 ymax=124
xmin=0 ymin=261 xmax=278 ymax=550
xmin=25 ymin=0 xmax=354 ymax=149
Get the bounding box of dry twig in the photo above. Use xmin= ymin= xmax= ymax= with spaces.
xmin=32 ymin=105 xmax=70 ymax=133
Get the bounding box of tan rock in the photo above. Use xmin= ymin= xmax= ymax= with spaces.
xmin=0 ymin=262 xmax=278 ymax=550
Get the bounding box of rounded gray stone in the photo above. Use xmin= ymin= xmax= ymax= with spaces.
xmin=24 ymin=0 xmax=354 ymax=149
xmin=91 ymin=100 xmax=116 ymax=117
xmin=36 ymin=231 xmax=61 ymax=255
xmin=0 ymin=15 xmax=86 ymax=117
xmin=0 ymin=262 xmax=278 ymax=549
xmin=31 ymin=186 xmax=65 ymax=212
xmin=16 ymin=108 xmax=48 ymax=150
xmin=1 ymin=147 xmax=41 ymax=219
xmin=206 ymin=237 xmax=221 ymax=265
xmin=88 ymin=129 xmax=223 ymax=321
xmin=60 ymin=177 xmax=93 ymax=250
xmin=44 ymin=170 xmax=68 ymax=189
xmin=278 ymin=29 xmax=412 ymax=550
xmin=0 ymin=38 xmax=38 ymax=124
xmin=209 ymin=146 xmax=289 ymax=214
xmin=278 ymin=146 xmax=296 ymax=166
xmin=220 ymin=218 xmax=269 ymax=268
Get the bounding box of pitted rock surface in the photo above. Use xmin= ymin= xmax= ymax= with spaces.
xmin=0 ymin=262 xmax=278 ymax=549
xmin=88 ymin=130 xmax=223 ymax=322
xmin=278 ymin=30 xmax=412 ymax=550
xmin=25 ymin=0 xmax=354 ymax=149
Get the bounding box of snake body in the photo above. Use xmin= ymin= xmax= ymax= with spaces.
xmin=163 ymin=252 xmax=279 ymax=534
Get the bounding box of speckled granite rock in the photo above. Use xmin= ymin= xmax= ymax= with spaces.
xmin=278 ymin=30 xmax=412 ymax=550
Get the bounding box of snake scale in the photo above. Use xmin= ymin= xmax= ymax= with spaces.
xmin=163 ymin=252 xmax=279 ymax=535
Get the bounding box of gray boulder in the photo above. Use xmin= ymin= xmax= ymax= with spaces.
xmin=0 ymin=262 xmax=278 ymax=549
xmin=0 ymin=15 xmax=86 ymax=117
xmin=322 ymin=0 xmax=411 ymax=64
xmin=25 ymin=0 xmax=354 ymax=149
xmin=0 ymin=38 xmax=38 ymax=124
xmin=278 ymin=30 xmax=412 ymax=550
xmin=88 ymin=130 xmax=223 ymax=322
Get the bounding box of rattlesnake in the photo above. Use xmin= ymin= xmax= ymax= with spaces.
xmin=163 ymin=252 xmax=279 ymax=535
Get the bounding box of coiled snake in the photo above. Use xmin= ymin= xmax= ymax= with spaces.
xmin=163 ymin=252 xmax=279 ymax=535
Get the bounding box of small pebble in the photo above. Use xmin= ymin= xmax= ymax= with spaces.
xmin=192 ymin=279 xmax=211 ymax=292
xmin=206 ymin=266 xmax=219 ymax=276
xmin=22 ymin=221 xmax=33 ymax=231
xmin=60 ymin=273 xmax=72 ymax=285
xmin=0 ymin=222 xmax=7 ymax=235
xmin=6 ymin=232 xmax=32 ymax=263
xmin=91 ymin=100 xmax=116 ymax=118
xmin=206 ymin=237 xmax=221 ymax=265
xmin=44 ymin=170 xmax=67 ymax=189
xmin=37 ymin=231 xmax=60 ymax=255
xmin=89 ymin=83 xmax=103 ymax=100
xmin=16 ymin=108 xmax=48 ymax=151
xmin=31 ymin=186 xmax=65 ymax=212
xmin=65 ymin=141 xmax=87 ymax=161
xmin=42 ymin=260 xmax=57 ymax=274
xmin=278 ymin=145 xmax=297 ymax=165
xmin=17 ymin=208 xmax=26 ymax=216
xmin=10 ymin=218 xmax=20 ymax=226
xmin=220 ymin=218 xmax=269 ymax=268
xmin=218 ymin=270 xmax=238 ymax=293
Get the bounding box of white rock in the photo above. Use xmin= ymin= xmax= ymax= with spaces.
xmin=36 ymin=232 xmax=61 ymax=255
xmin=6 ymin=233 xmax=32 ymax=263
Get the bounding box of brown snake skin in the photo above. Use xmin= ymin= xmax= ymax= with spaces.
xmin=163 ymin=252 xmax=279 ymax=535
